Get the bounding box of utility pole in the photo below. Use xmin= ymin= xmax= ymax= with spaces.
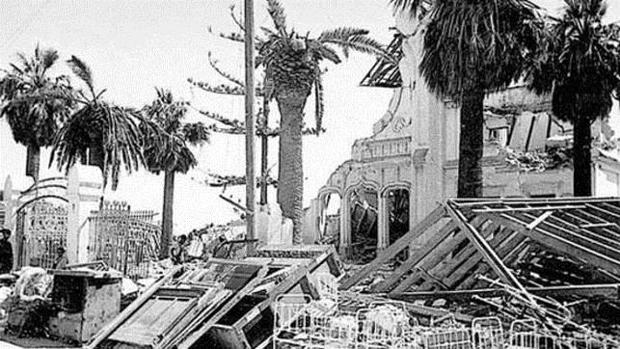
xmin=259 ymin=106 xmax=268 ymax=205
xmin=244 ymin=0 xmax=256 ymax=249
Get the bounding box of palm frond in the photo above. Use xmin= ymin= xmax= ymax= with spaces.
xmin=66 ymin=55 xmax=94 ymax=91
xmin=388 ymin=0 xmax=432 ymax=17
xmin=182 ymin=121 xmax=210 ymax=145
xmin=51 ymin=103 xmax=144 ymax=190
xmin=266 ymin=0 xmax=288 ymax=37
xmin=320 ymin=30 xmax=396 ymax=64
xmin=41 ymin=48 xmax=59 ymax=70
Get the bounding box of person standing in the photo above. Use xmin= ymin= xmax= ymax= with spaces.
xmin=187 ymin=230 xmax=205 ymax=261
xmin=170 ymin=234 xmax=188 ymax=265
xmin=0 ymin=229 xmax=13 ymax=274
xmin=53 ymin=246 xmax=69 ymax=269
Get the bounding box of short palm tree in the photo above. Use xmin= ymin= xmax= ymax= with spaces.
xmin=527 ymin=0 xmax=620 ymax=196
xmin=50 ymin=56 xmax=144 ymax=190
xmin=258 ymin=0 xmax=393 ymax=243
xmin=389 ymin=0 xmax=542 ymax=198
xmin=0 ymin=46 xmax=74 ymax=183
xmin=141 ymin=88 xmax=210 ymax=259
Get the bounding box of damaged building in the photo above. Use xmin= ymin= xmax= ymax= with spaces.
xmin=304 ymin=12 xmax=620 ymax=263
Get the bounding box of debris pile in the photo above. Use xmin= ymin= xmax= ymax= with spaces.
xmin=504 ymin=146 xmax=571 ymax=172
xmin=86 ymin=244 xmax=342 ymax=349
xmin=337 ymin=197 xmax=620 ymax=344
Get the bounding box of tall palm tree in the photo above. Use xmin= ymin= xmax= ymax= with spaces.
xmin=389 ymin=0 xmax=542 ymax=198
xmin=527 ymin=0 xmax=620 ymax=196
xmin=50 ymin=56 xmax=144 ymax=190
xmin=141 ymin=88 xmax=210 ymax=259
xmin=0 ymin=46 xmax=74 ymax=183
xmin=258 ymin=0 xmax=393 ymax=243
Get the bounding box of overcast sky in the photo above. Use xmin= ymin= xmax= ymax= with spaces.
xmin=1 ymin=0 xmax=619 ymax=233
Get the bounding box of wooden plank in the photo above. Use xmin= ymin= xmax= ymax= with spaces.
xmin=174 ymin=266 xmax=269 ymax=349
xmin=371 ymin=220 xmax=457 ymax=293
xmin=388 ymin=227 xmax=474 ymax=294
xmin=481 ymin=213 xmax=620 ymax=276
xmin=471 ymin=205 xmax=585 ymax=214
xmin=446 ymin=204 xmax=528 ymax=294
xmin=515 ymin=211 xmax=620 ymax=261
xmin=456 ymin=233 xmax=528 ymax=290
xmin=424 ymin=222 xmax=505 ymax=289
xmin=387 ymin=283 xmax=620 ymax=302
xmin=586 ymin=203 xmax=620 ymax=221
xmin=445 ymin=228 xmax=524 ymax=290
xmin=526 ymin=211 xmax=553 ymax=230
xmin=85 ymin=265 xmax=184 ymax=349
xmin=339 ymin=205 xmax=446 ymax=290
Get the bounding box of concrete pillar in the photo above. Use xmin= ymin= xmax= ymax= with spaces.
xmin=377 ymin=193 xmax=389 ymax=251
xmin=66 ymin=166 xmax=80 ymax=264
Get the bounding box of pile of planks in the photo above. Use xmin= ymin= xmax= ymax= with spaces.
xmin=339 ymin=197 xmax=620 ymax=335
xmin=86 ymin=244 xmax=341 ymax=349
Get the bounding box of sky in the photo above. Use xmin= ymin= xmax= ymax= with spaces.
xmin=1 ymin=0 xmax=620 ymax=234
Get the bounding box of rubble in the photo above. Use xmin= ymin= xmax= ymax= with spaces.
xmin=86 ymin=244 xmax=342 ymax=348
xmin=336 ymin=197 xmax=620 ymax=345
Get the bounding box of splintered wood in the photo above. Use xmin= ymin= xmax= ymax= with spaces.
xmin=340 ymin=197 xmax=620 ymax=339
xmin=86 ymin=245 xmax=342 ymax=349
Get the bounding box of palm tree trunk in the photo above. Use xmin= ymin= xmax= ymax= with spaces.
xmin=25 ymin=145 xmax=40 ymax=184
xmin=457 ymin=87 xmax=485 ymax=198
xmin=276 ymin=88 xmax=309 ymax=244
xmin=160 ymin=170 xmax=175 ymax=259
xmin=573 ymin=116 xmax=592 ymax=196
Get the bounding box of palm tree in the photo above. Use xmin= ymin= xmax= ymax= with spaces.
xmin=258 ymin=0 xmax=393 ymax=243
xmin=141 ymin=88 xmax=210 ymax=259
xmin=389 ymin=0 xmax=542 ymax=198
xmin=50 ymin=56 xmax=144 ymax=190
xmin=527 ymin=0 xmax=620 ymax=196
xmin=0 ymin=46 xmax=74 ymax=183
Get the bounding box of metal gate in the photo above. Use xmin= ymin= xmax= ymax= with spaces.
xmin=88 ymin=201 xmax=161 ymax=279
xmin=16 ymin=200 xmax=68 ymax=269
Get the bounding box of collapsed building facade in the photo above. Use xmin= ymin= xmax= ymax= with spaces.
xmin=304 ymin=11 xmax=620 ymax=263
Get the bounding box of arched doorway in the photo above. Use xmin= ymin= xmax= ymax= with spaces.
xmin=318 ymin=191 xmax=342 ymax=249
xmin=385 ymin=188 xmax=410 ymax=245
xmin=348 ymin=186 xmax=378 ymax=263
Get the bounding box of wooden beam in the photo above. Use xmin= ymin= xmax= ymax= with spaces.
xmin=447 ymin=228 xmax=525 ymax=290
xmin=471 ymin=205 xmax=585 ymax=214
xmin=387 ymin=283 xmax=620 ymax=302
xmin=446 ymin=204 xmax=527 ymax=294
xmin=526 ymin=211 xmax=553 ymax=231
xmin=371 ymin=219 xmax=457 ymax=293
xmin=482 ymin=212 xmax=620 ymax=276
xmin=339 ymin=205 xmax=446 ymax=290
xmin=515 ymin=211 xmax=620 ymax=261
xmin=402 ymin=217 xmax=497 ymax=292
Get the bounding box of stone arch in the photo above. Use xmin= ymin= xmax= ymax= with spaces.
xmin=341 ymin=181 xmax=380 ymax=260
xmin=316 ymin=187 xmax=343 ymax=244
xmin=379 ymin=182 xmax=411 ymax=249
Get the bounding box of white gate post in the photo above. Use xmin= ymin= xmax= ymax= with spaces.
xmin=67 ymin=166 xmax=80 ymax=264
xmin=4 ymin=176 xmax=16 ymax=270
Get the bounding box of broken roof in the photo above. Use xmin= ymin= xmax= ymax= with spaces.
xmin=341 ymin=197 xmax=620 ymax=296
xmin=360 ymin=34 xmax=403 ymax=88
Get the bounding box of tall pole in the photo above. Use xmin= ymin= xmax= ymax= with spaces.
xmin=259 ymin=106 xmax=268 ymax=205
xmin=244 ymin=0 xmax=256 ymax=247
